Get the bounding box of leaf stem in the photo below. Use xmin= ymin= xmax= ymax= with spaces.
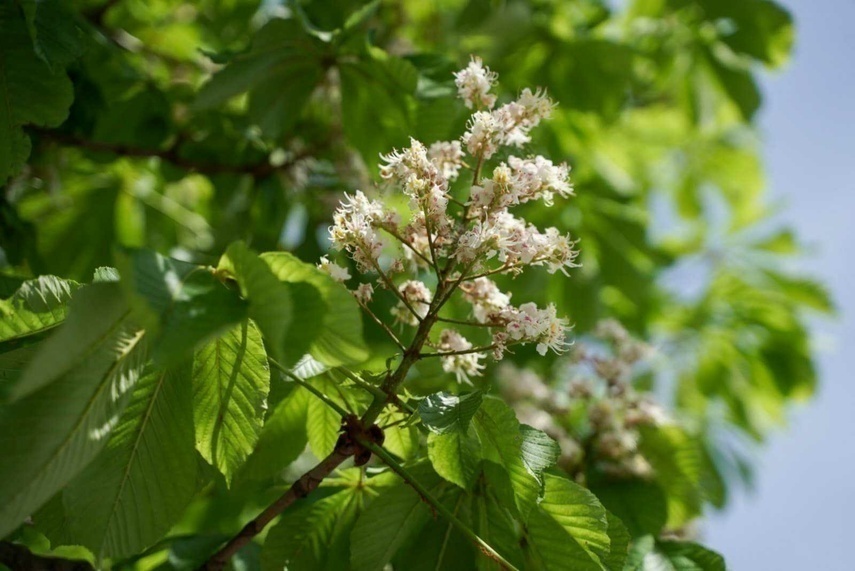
xmin=270 ymin=360 xmax=351 ymax=418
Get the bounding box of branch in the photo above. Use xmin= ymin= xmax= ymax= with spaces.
xmin=0 ymin=541 xmax=94 ymax=571
xmin=199 ymin=448 xmax=352 ymax=570
xmin=420 ymin=344 xmax=497 ymax=358
xmin=436 ymin=316 xmax=495 ymax=328
xmin=359 ymin=440 xmax=519 ymax=571
xmin=30 ymin=128 xmax=308 ymax=178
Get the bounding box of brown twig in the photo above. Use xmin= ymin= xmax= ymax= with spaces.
xmin=30 ymin=128 xmax=309 ymax=178
xmin=199 ymin=448 xmax=352 ymax=570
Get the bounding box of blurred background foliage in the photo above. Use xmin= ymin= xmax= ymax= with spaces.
xmin=0 ymin=0 xmax=831 ymax=555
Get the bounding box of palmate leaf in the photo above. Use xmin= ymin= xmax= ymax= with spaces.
xmin=0 ymin=345 xmax=37 ymax=400
xmin=304 ymin=374 xmax=367 ymax=458
xmin=519 ymin=424 xmax=561 ymax=484
xmin=0 ymin=284 xmax=146 ymax=539
xmin=262 ymin=494 xmax=357 ymax=571
xmin=638 ymin=426 xmax=704 ymax=527
xmin=195 ymin=18 xmax=329 ymax=139
xmin=0 ymin=275 xmax=80 ymax=351
xmin=192 ymin=319 xmax=270 ymax=485
xmin=470 ymin=463 xmax=526 ymax=571
xmin=262 ymin=252 xmax=367 ymax=366
xmin=218 ymin=242 xmax=295 ymax=364
xmin=418 ymin=390 xmax=483 ymax=434
xmin=624 ymin=536 xmax=725 ymax=571
xmin=472 ymin=398 xmax=543 ymax=519
xmin=0 ymin=1 xmax=75 ymax=182
xmin=427 ymin=427 xmax=482 ymax=490
xmin=339 ymin=52 xmax=418 ymax=169
xmin=350 ymin=465 xmax=443 ymax=571
xmin=603 ymin=511 xmax=630 ymax=571
xmin=17 ymin=0 xmax=85 ymax=72
xmin=590 ymin=480 xmax=668 ymax=538
xmin=523 ymin=474 xmax=612 ymax=571
xmin=117 ymin=248 xmax=248 ymax=365
xmin=378 ymin=408 xmax=420 ymax=461
xmin=62 ymin=362 xmax=197 ymax=559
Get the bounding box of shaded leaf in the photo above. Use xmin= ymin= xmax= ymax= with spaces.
xmin=0 ymin=284 xmax=146 ymax=538
xmin=262 ymin=251 xmax=367 ymax=366
xmin=0 ymin=1 xmax=75 ymax=181
xmin=63 ymin=363 xmax=198 ymax=559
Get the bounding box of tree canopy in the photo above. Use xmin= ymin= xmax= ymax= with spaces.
xmin=0 ymin=0 xmax=830 ymax=570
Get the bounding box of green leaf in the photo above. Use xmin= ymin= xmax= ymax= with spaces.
xmin=652 ymin=541 xmax=726 ymax=571
xmin=192 ymin=319 xmax=270 ymax=484
xmin=339 ymin=52 xmax=418 ymax=168
xmin=603 ymin=511 xmax=630 ymax=571
xmin=306 ymin=384 xmax=344 ymax=458
xmin=218 ymin=242 xmax=294 ymax=364
xmin=524 ymin=474 xmax=611 ymax=571
xmin=418 ymin=390 xmax=483 ymax=435
xmin=428 ymin=427 xmax=481 ymax=490
xmin=519 ymin=425 xmax=561 ymax=484
xmin=625 ymin=537 xmax=725 ymax=571
xmin=240 ymin=384 xmax=310 ymax=481
xmin=0 ymin=1 xmax=75 ymax=181
xmin=470 ymin=463 xmax=526 ymax=570
xmin=261 ymin=488 xmax=362 ymax=571
xmin=473 ymin=397 xmax=540 ymax=519
xmin=699 ymin=0 xmax=794 ymax=68
xmin=638 ymin=426 xmax=704 ymax=527
xmin=195 ymin=18 xmax=327 ymax=139
xmin=117 ymin=248 xmax=248 ymax=364
xmin=262 ymin=252 xmax=368 ymax=366
xmin=10 ymin=283 xmax=132 ymax=400
xmin=0 ymin=345 xmax=36 ymax=400
xmin=17 ymin=0 xmax=84 ymax=71
xmin=350 ymin=468 xmax=442 ymax=571
xmin=590 ymin=481 xmax=668 ymax=538
xmin=0 ymin=275 xmax=80 ymax=351
xmin=0 ymin=284 xmax=146 ymax=538
xmin=379 ymin=408 xmax=420 ymax=461
xmin=62 ymin=363 xmax=198 ymax=559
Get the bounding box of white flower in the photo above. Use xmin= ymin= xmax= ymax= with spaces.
xmin=507 ymin=155 xmax=573 ymax=206
xmin=462 ymin=111 xmax=500 ymax=159
xmin=438 ymin=329 xmax=485 ymax=384
xmin=490 ymin=88 xmax=556 ymax=149
xmin=329 ymin=191 xmax=386 ymax=272
xmin=493 ymin=302 xmax=571 ymax=355
xmin=529 ymin=227 xmax=580 ymax=275
xmin=453 ymin=56 xmax=498 ymax=109
xmin=391 ymin=280 xmax=432 ymax=326
xmin=460 ymin=277 xmax=511 ymax=323
xmin=428 ymin=140 xmax=464 ymax=181
xmin=381 ymin=139 xmax=451 ymax=232
xmin=353 ymin=283 xmax=374 ymax=304
xmin=318 ymin=256 xmax=351 ymax=282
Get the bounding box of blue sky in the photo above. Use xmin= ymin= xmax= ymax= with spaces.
xmin=703 ymin=1 xmax=855 ymax=568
